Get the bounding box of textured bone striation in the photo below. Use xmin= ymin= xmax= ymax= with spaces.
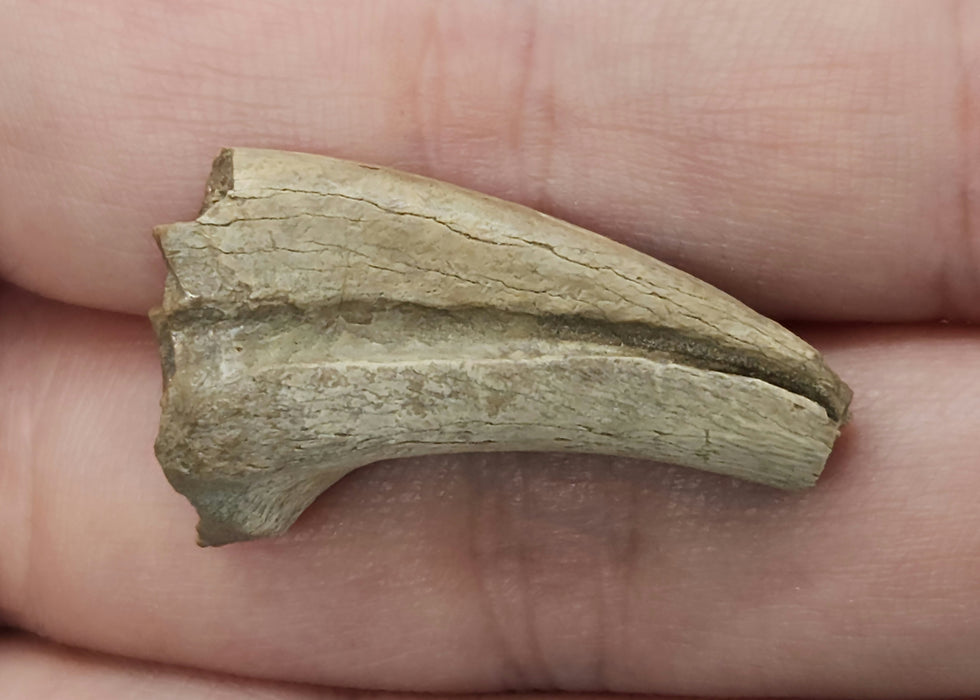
xmin=151 ymin=147 xmax=852 ymax=545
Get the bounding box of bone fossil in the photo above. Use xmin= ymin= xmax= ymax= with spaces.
xmin=151 ymin=147 xmax=852 ymax=546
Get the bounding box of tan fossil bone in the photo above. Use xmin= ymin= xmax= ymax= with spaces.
xmin=151 ymin=147 xmax=852 ymax=546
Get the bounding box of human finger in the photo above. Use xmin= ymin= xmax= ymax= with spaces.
xmin=1 ymin=287 xmax=979 ymax=696
xmin=1 ymin=1 xmax=977 ymax=319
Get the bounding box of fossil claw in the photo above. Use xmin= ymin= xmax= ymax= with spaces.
xmin=151 ymin=147 xmax=851 ymax=545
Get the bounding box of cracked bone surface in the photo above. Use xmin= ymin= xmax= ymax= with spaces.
xmin=151 ymin=147 xmax=852 ymax=546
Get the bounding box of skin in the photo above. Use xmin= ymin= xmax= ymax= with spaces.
xmin=1 ymin=0 xmax=979 ymax=697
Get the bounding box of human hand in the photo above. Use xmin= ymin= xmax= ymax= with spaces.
xmin=2 ymin=2 xmax=978 ymax=698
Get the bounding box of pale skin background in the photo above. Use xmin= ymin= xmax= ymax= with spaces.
xmin=1 ymin=1 xmax=979 ymax=698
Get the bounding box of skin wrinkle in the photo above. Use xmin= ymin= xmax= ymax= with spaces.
xmin=516 ymin=462 xmax=566 ymax=690
xmin=604 ymin=479 xmax=643 ymax=691
xmin=412 ymin=2 xmax=445 ymax=180
xmin=3 ymin=632 xmax=695 ymax=700
xmin=465 ymin=465 xmax=529 ymax=688
xmin=511 ymin=1 xmax=559 ymax=215
xmin=0 ymin=298 xmax=45 ymax=631
xmin=472 ymin=459 xmax=622 ymax=690
xmin=515 ymin=464 xmax=551 ymax=688
xmin=950 ymin=0 xmax=980 ymax=318
xmin=580 ymin=480 xmax=613 ymax=690
xmin=0 ymin=299 xmax=22 ymax=628
xmin=612 ymin=483 xmax=642 ymax=689
xmin=511 ymin=462 xmax=651 ymax=691
xmin=1 ymin=633 xmax=338 ymax=700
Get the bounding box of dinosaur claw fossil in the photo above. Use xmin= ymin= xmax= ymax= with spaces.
xmin=151 ymin=147 xmax=851 ymax=545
